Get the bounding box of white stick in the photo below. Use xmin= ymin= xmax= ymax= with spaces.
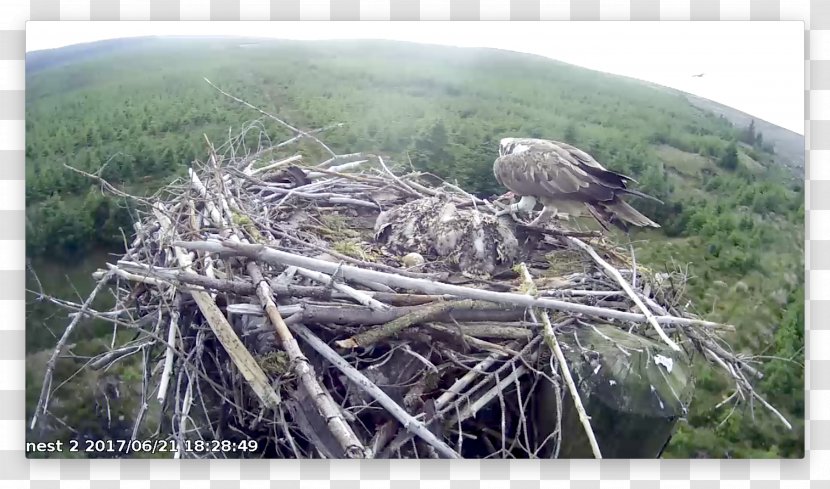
xmin=540 ymin=309 xmax=603 ymax=458
xmin=518 ymin=263 xmax=603 ymax=458
xmin=306 ymin=159 xmax=369 ymax=178
xmin=434 ymin=353 xmax=507 ymax=409
xmin=157 ymin=310 xmax=180 ymax=404
xmin=174 ymin=239 xmax=725 ymax=329
xmin=294 ymin=267 xmax=389 ymax=311
xmin=153 ymin=204 xmax=281 ymax=409
xmin=249 ymin=154 xmax=303 ymax=176
xmin=289 ymin=322 xmax=460 ymax=459
xmin=455 ymin=365 xmax=528 ymax=422
xmin=567 ymin=237 xmax=682 ymax=352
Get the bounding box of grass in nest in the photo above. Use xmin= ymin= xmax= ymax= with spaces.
xmin=332 ymin=240 xmax=378 ymax=262
xmin=318 ymin=213 xmax=360 ymax=239
xmin=544 ymin=250 xmax=585 ymax=277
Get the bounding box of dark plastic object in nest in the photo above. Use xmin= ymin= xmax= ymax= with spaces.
xmin=262 ymin=165 xmax=312 ymax=187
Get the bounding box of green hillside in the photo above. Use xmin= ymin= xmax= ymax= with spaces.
xmin=25 ymin=37 xmax=804 ymax=458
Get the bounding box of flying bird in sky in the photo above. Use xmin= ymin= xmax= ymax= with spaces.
xmin=493 ymin=138 xmax=662 ymax=231
xmin=692 ymin=73 xmax=705 ymax=78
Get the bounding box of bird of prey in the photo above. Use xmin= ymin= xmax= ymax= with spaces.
xmin=493 ymin=138 xmax=662 ymax=231
xmin=692 ymin=73 xmax=705 ymax=78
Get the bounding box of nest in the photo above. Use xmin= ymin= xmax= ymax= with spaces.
xmin=30 ymin=89 xmax=792 ymax=459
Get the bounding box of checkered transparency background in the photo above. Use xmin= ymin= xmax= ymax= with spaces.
xmin=0 ymin=0 xmax=824 ymax=487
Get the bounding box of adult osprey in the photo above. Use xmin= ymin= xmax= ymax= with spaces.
xmin=493 ymin=138 xmax=661 ymax=230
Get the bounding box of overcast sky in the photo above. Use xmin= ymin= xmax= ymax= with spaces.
xmin=27 ymin=21 xmax=804 ymax=134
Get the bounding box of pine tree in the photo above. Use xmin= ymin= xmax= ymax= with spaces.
xmin=718 ymin=141 xmax=739 ymax=171
xmin=741 ymin=119 xmax=756 ymax=145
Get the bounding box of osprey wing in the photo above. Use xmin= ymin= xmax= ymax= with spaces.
xmin=494 ymin=143 xmax=618 ymax=202
xmin=549 ymin=140 xmax=637 ymax=188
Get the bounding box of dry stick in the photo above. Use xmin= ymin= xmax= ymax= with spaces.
xmin=246 ymin=263 xmax=368 ymax=458
xmin=454 ymin=365 xmax=528 ymax=423
xmin=376 ymin=155 xmax=421 ymax=198
xmin=294 ymin=267 xmax=389 ymax=312
xmin=157 ymin=310 xmax=180 ymax=404
xmin=422 ymin=324 xmax=523 ymax=355
xmin=518 ymin=263 xmax=603 ymax=459
xmin=703 ymin=348 xmax=792 ymax=430
xmin=272 ymin=228 xmax=444 ymax=280
xmin=229 ymin=302 xmax=521 ymax=328
xmin=108 ymin=262 xmax=444 ymax=307
xmin=426 ymin=322 xmax=532 ymax=346
xmin=30 ymin=269 xmax=116 ymax=430
xmin=250 ymin=155 xmax=303 ymax=175
xmin=267 ymin=123 xmax=344 ymax=155
xmin=435 ymin=352 xmax=508 ymax=409
xmin=543 ymin=302 xmax=604 ymax=458
xmin=174 ymin=239 xmax=725 ymax=329
xmin=316 ymin=152 xmax=367 ymax=168
xmin=106 ymin=263 xmax=254 ymax=295
xmin=335 ymin=299 xmax=479 ymax=349
xmin=288 ymin=322 xmax=461 ymax=459
xmin=566 ymin=237 xmax=682 ymax=352
xmin=204 ymin=77 xmax=337 ymax=157
xmin=200 ymin=158 xmax=370 ymax=455
xmin=153 ymin=204 xmax=281 ymax=409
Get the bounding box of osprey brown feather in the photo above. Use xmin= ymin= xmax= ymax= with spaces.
xmin=493 ymin=137 xmax=662 ymax=231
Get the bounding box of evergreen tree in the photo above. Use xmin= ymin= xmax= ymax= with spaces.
xmin=741 ymin=119 xmax=756 ymax=145
xmin=718 ymin=141 xmax=739 ymax=171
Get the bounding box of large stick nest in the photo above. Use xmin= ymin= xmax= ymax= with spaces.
xmin=31 ymin=89 xmax=790 ymax=459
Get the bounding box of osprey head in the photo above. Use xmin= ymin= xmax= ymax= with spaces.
xmin=499 ymin=138 xmax=537 ymax=157
xmin=499 ymin=138 xmax=517 ymax=157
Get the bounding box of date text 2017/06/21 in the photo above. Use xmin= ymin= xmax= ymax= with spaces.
xmin=26 ymin=439 xmax=259 ymax=455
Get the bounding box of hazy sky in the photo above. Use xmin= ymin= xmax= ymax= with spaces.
xmin=27 ymin=21 xmax=805 ymax=134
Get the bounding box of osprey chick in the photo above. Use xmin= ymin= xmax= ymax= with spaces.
xmin=493 ymin=137 xmax=662 ymax=231
xmin=374 ymin=196 xmax=519 ymax=278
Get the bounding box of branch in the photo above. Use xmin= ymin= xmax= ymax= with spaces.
xmin=566 ymin=237 xmax=682 ymax=352
xmin=289 ymin=322 xmax=461 ymax=459
xmin=174 ymin=239 xmax=727 ymax=329
xmin=519 ymin=263 xmax=602 ymax=459
xmin=30 ymin=269 xmax=116 ymax=431
xmin=204 ymin=77 xmax=337 ymax=157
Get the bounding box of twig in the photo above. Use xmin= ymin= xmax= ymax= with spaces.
xmin=175 ymin=239 xmax=726 ymax=329
xmin=30 ymin=269 xmax=116 ymax=430
xmin=247 ymin=262 xmax=367 ymax=457
xmin=204 ymin=77 xmax=337 ymax=157
xmin=518 ymin=263 xmax=603 ymax=459
xmin=289 ymin=322 xmax=461 ymax=459
xmin=566 ymin=236 xmax=682 ymax=352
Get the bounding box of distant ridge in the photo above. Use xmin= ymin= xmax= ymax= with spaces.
xmin=682 ymin=92 xmax=804 ymax=178
xmin=25 ymin=36 xmax=805 ymax=179
xmin=26 ymin=36 xmax=159 ymax=74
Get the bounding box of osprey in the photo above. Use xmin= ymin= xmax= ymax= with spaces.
xmin=493 ymin=138 xmax=661 ymax=230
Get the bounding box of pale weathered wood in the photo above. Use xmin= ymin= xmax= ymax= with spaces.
xmin=174 ymin=239 xmax=727 ymax=329
xmin=153 ymin=203 xmax=281 ymax=409
xmin=247 ymin=262 xmax=368 ymax=458
xmin=566 ymin=237 xmax=681 ymax=352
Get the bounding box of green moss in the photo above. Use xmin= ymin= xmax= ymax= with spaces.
xmin=332 ymin=240 xmax=377 ymax=262
xmin=259 ymin=351 xmax=290 ymax=376
xmin=319 ymin=214 xmax=359 ymax=239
